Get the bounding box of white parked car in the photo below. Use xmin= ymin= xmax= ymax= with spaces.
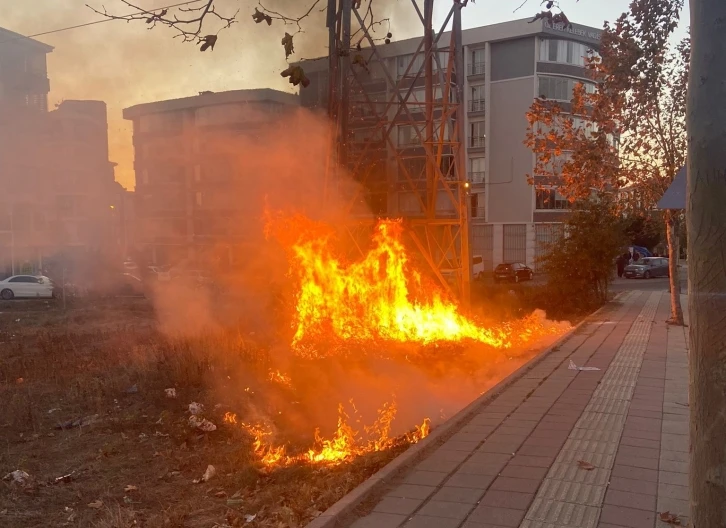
xmin=472 ymin=255 xmax=486 ymax=280
xmin=0 ymin=275 xmax=54 ymax=300
xmin=440 ymin=255 xmax=487 ymax=283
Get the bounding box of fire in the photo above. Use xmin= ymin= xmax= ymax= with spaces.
xmin=268 ymin=213 xmax=508 ymax=348
xmin=307 ymin=407 xmax=358 ymax=463
xmin=406 ymin=418 xmax=431 ymax=444
xmin=233 ymin=401 xmax=430 ymax=469
xmin=268 ymin=369 xmax=293 ymax=388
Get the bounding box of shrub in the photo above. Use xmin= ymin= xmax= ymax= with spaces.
xmin=537 ymin=197 xmax=626 ymax=311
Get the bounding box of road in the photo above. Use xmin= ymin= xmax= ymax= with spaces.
xmin=610 ymin=266 xmax=688 ymax=293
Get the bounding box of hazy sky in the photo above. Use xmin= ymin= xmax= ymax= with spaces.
xmin=3 ymin=1 xmax=689 ymax=190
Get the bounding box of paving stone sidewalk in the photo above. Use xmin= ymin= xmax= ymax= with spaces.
xmin=346 ymin=290 xmax=690 ymax=528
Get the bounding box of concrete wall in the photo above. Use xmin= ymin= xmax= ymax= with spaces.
xmin=490 ymin=38 xmax=535 ymax=81
xmin=487 ymin=76 xmax=535 ymax=224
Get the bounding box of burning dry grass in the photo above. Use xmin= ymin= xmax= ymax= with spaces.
xmin=0 ymin=295 xmax=567 ymax=527
xmin=0 ymin=214 xmax=571 ymax=527
xmin=267 ymin=212 xmax=566 ymax=352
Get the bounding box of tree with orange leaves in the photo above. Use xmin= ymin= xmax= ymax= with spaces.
xmin=525 ymin=0 xmax=688 ymax=324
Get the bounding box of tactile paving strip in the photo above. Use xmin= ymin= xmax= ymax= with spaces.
xmin=522 ymin=292 xmax=660 ymax=526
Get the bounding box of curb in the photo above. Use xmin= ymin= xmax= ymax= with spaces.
xmin=305 ymin=293 xmax=626 ymax=528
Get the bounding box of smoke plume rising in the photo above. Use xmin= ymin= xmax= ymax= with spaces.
xmin=2 ymin=0 xmax=423 ymax=189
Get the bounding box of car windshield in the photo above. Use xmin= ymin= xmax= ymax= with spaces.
xmin=496 ymin=264 xmax=512 ymax=271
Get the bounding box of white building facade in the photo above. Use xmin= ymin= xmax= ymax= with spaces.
xmin=299 ymin=18 xmax=603 ymax=272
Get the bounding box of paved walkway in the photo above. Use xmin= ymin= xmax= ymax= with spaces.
xmin=347 ymin=291 xmax=690 ymax=528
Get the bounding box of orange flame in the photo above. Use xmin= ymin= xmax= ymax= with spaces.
xmin=268 ymin=213 xmax=508 ymax=348
xmin=268 ymin=369 xmax=294 ymax=389
xmin=236 ymin=401 xmax=429 ymax=469
xmin=406 ymin=418 xmax=431 ymax=444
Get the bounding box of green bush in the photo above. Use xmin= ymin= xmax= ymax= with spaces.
xmin=537 ymin=197 xmax=626 ymax=312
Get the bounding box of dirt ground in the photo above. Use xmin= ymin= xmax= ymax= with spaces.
xmin=0 ymin=298 xmax=414 ymax=528
xmin=0 ymin=294 xmax=565 ymax=528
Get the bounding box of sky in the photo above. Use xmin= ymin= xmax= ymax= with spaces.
xmin=3 ymin=1 xmax=690 ymax=190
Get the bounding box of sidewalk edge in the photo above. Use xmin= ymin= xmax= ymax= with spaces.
xmin=305 ymin=293 xmax=624 ymax=528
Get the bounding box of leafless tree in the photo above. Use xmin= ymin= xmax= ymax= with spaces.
xmin=87 ymin=0 xmax=390 ymax=87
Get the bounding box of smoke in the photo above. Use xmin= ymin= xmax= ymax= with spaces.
xmin=1 ymin=0 xmax=425 ymax=190
xmin=144 ymin=105 xmax=362 ymax=337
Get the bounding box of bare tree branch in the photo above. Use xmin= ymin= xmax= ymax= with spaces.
xmin=258 ymin=0 xmax=323 ymax=35
xmin=86 ymin=0 xmax=238 ymax=44
xmin=88 ymin=0 xmax=391 ymax=84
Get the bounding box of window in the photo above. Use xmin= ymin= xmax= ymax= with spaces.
xmin=397 ymin=52 xmax=447 ymax=78
xmin=397 ymin=53 xmax=424 ymax=78
xmin=471 ymin=193 xmax=485 ymax=218
xmin=351 ymin=127 xmax=383 ymax=143
xmin=473 ymin=256 xmax=483 ymax=265
xmin=195 ymin=192 xmax=203 ymax=207
xmin=538 ymin=76 xmax=596 ymax=101
xmin=397 ymin=124 xmax=422 ymax=146
xmin=9 ymin=276 xmax=38 ymax=283
xmin=536 ymin=188 xmax=570 ymax=210
xmin=469 ymin=158 xmax=485 ymax=183
xmin=469 ymin=121 xmax=485 ymax=148
xmin=408 ymin=87 xmax=451 ymax=106
xmin=539 ymin=39 xmax=600 ymax=67
xmin=470 ymin=48 xmax=485 ymax=75
xmin=353 ymin=92 xmax=385 ymax=117
xmin=439 ymin=155 xmax=454 ymax=178
xmin=397 ymin=122 xmax=449 ymax=147
xmin=470 ymin=85 xmax=485 ymax=112
xmin=400 ymin=156 xmax=426 ymax=180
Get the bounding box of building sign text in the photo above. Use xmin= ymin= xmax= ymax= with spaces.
xmin=544 ymin=21 xmax=602 ymax=41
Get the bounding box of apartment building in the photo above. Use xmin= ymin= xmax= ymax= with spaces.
xmin=0 ymin=28 xmax=119 ymax=277
xmin=0 ymin=26 xmax=52 ymax=114
xmin=298 ymin=18 xmax=603 ymax=271
xmin=122 ymin=89 xmax=299 ymax=267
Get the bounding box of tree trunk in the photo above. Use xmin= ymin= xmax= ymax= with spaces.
xmin=665 ymin=211 xmax=684 ymax=325
xmin=687 ymin=1 xmax=726 ymax=526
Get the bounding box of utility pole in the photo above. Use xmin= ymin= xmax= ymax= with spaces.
xmin=454 ymin=0 xmax=471 ymax=308
xmin=686 ymin=0 xmax=726 ymax=525
xmin=10 ymin=207 xmax=15 ymax=276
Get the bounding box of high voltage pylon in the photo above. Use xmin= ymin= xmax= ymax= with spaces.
xmin=324 ymin=0 xmax=471 ymax=306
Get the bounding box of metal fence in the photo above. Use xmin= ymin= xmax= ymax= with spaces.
xmin=472 ymin=224 xmax=494 ymax=272
xmin=534 ymin=223 xmax=564 ymax=272
xmin=503 ymin=224 xmax=527 ymax=264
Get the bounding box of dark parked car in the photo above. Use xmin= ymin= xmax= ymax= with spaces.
xmin=624 ymin=257 xmax=670 ymax=279
xmin=494 ymin=262 xmax=534 ymax=283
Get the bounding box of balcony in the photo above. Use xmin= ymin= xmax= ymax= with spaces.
xmin=469 ymin=136 xmax=486 ymax=149
xmin=468 ymin=62 xmax=485 ymax=76
xmin=470 ymin=171 xmax=486 ymax=184
xmin=469 ymin=99 xmax=485 ymax=113
xmin=471 ymin=206 xmax=486 ymax=219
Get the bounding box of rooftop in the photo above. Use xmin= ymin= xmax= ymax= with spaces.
xmin=123 ymin=88 xmax=299 ymax=119
xmin=0 ymin=26 xmax=54 ymax=53
xmin=298 ymin=17 xmax=603 ymax=72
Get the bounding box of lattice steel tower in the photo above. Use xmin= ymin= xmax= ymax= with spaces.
xmin=323 ymin=0 xmax=471 ymax=305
